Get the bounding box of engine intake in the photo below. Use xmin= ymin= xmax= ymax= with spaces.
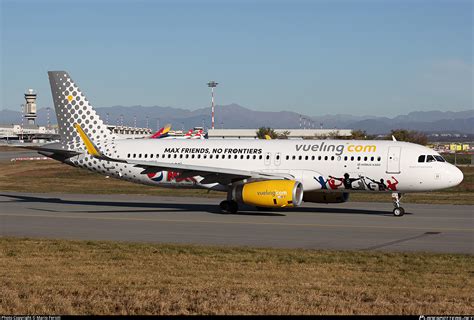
xmin=303 ymin=191 xmax=349 ymax=203
xmin=232 ymin=180 xmax=303 ymax=208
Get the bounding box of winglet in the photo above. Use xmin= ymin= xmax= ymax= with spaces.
xmin=74 ymin=123 xmax=102 ymax=157
xmin=264 ymin=134 xmax=272 ymax=140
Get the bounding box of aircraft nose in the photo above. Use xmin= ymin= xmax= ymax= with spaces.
xmin=448 ymin=166 xmax=464 ymax=187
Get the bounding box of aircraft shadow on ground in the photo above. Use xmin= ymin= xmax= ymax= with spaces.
xmin=0 ymin=193 xmax=399 ymax=217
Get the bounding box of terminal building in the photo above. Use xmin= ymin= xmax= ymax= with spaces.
xmin=207 ymin=128 xmax=353 ymax=139
xmin=0 ymin=89 xmax=58 ymax=143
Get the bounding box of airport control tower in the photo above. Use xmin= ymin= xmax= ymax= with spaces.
xmin=24 ymin=89 xmax=37 ymax=125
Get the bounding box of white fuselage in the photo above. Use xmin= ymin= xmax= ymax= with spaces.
xmin=65 ymin=138 xmax=463 ymax=194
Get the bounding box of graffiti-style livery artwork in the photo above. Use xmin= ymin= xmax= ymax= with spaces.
xmin=315 ymin=173 xmax=399 ymax=191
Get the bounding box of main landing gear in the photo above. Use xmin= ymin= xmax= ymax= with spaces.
xmin=219 ymin=200 xmax=239 ymax=214
xmin=392 ymin=192 xmax=405 ymax=217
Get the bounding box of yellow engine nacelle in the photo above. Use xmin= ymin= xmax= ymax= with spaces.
xmin=303 ymin=191 xmax=349 ymax=203
xmin=232 ymin=180 xmax=303 ymax=208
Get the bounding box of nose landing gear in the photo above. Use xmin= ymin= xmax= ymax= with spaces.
xmin=392 ymin=192 xmax=405 ymax=216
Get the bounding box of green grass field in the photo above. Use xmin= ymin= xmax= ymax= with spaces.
xmin=1 ymin=238 xmax=472 ymax=315
xmin=1 ymin=159 xmax=473 ymax=204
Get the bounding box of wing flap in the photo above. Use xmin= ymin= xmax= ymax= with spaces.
xmin=129 ymin=159 xmax=292 ymax=184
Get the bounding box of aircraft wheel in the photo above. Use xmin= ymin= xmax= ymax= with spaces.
xmin=220 ymin=200 xmax=239 ymax=214
xmin=393 ymin=207 xmax=405 ymax=217
xmin=228 ymin=200 xmax=239 ymax=214
xmin=219 ymin=200 xmax=229 ymax=213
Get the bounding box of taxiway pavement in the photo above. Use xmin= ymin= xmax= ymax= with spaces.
xmin=0 ymin=192 xmax=472 ymax=254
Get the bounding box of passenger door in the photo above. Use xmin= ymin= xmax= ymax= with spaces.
xmin=386 ymin=146 xmax=401 ymax=174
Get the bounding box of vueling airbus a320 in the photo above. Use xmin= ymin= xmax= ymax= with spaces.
xmin=32 ymin=71 xmax=464 ymax=216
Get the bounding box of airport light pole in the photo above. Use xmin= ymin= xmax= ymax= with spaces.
xmin=47 ymin=107 xmax=51 ymax=130
xmin=207 ymin=81 xmax=218 ymax=130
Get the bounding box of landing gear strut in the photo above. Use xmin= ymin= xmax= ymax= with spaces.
xmin=392 ymin=192 xmax=405 ymax=217
xmin=219 ymin=200 xmax=239 ymax=214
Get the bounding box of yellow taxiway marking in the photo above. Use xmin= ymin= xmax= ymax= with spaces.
xmin=0 ymin=213 xmax=473 ymax=232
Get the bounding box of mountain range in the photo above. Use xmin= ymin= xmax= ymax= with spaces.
xmin=1 ymin=104 xmax=473 ymax=134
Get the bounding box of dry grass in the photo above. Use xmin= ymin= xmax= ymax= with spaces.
xmin=0 ymin=237 xmax=472 ymax=315
xmin=0 ymin=159 xmax=473 ymax=204
xmin=0 ymin=160 xmax=220 ymax=197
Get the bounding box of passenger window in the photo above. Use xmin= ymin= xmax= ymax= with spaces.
xmin=228 ymin=155 xmax=232 ymax=159
xmin=418 ymin=155 xmax=425 ymax=163
xmin=318 ymin=156 xmax=322 ymax=160
xmin=150 ymin=154 xmax=154 ymax=158
xmin=276 ymin=155 xmax=280 ymax=160
xmin=305 ymin=155 xmax=308 ymax=160
xmin=370 ymin=156 xmax=374 ymax=161
xmin=180 ymin=154 xmax=183 ymax=158
xmin=344 ymin=156 xmax=348 ymax=161
xmin=364 ymin=156 xmax=367 ymax=161
xmin=434 ymin=155 xmax=445 ymax=162
xmin=210 ymin=155 xmax=214 ymax=159
xmin=144 ymin=154 xmax=148 ymax=158
xmin=139 ymin=154 xmax=142 ymax=158
xmin=292 ymin=155 xmax=296 ymax=160
xmin=253 ymin=155 xmax=256 ymax=159
xmin=377 ymin=156 xmax=381 ymax=161
xmin=331 ymin=156 xmax=334 ymax=161
xmin=311 ymin=155 xmax=315 ymax=160
xmin=426 ymin=155 xmax=436 ymax=163
xmin=168 ymin=154 xmax=171 ymax=158
xmin=357 ymin=156 xmax=361 ymax=161
xmin=286 ymin=155 xmax=289 ymax=160
xmin=186 ymin=154 xmax=189 ymax=159
xmin=324 ymin=156 xmax=328 ymax=161
xmin=127 ymin=153 xmax=130 ymax=158
xmin=246 ymin=155 xmax=250 ymax=159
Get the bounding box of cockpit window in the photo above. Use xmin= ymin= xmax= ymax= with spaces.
xmin=434 ymin=155 xmax=445 ymax=162
xmin=426 ymin=155 xmax=436 ymax=163
xmin=418 ymin=155 xmax=425 ymax=163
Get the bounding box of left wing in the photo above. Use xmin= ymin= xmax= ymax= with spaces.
xmin=128 ymin=159 xmax=293 ymax=185
xmin=75 ymin=124 xmax=292 ymax=185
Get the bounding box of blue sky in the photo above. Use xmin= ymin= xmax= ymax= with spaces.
xmin=1 ymin=0 xmax=472 ymax=116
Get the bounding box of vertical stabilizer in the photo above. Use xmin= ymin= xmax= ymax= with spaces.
xmin=48 ymin=71 xmax=116 ymax=150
